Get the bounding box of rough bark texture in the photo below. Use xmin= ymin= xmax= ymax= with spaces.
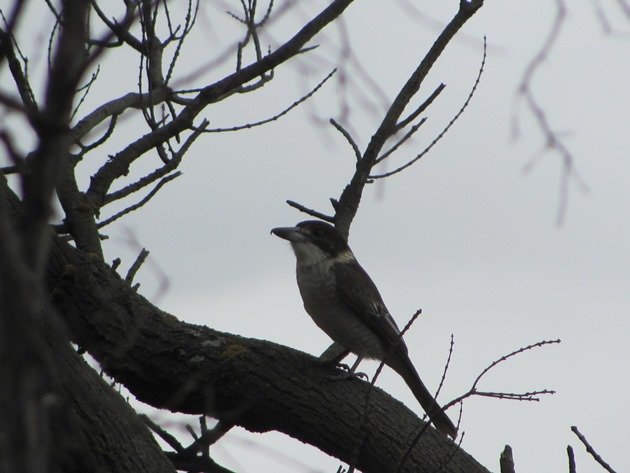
xmin=0 ymin=176 xmax=174 ymax=473
xmin=23 ymin=199 xmax=489 ymax=472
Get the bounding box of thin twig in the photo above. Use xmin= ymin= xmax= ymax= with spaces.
xmin=571 ymin=426 xmax=617 ymax=473
xmin=98 ymin=172 xmax=181 ymax=228
xmin=180 ymin=420 xmax=234 ymax=456
xmin=375 ymin=118 xmax=426 ymax=164
xmin=103 ymin=119 xmax=208 ymax=205
xmin=334 ymin=0 xmax=484 ymax=237
xmin=86 ymin=0 xmax=355 ymax=209
xmin=198 ymin=69 xmax=336 ymax=133
xmin=395 ymin=82 xmax=445 ymax=131
xmin=434 ymin=334 xmax=454 ymax=402
xmin=370 ymin=36 xmax=486 ymax=179
xmin=77 ymin=113 xmax=119 ymax=156
xmin=71 ymin=65 xmax=100 ymax=121
xmin=438 ymin=339 xmax=560 ymax=418
xmin=472 ymin=339 xmax=560 ymax=390
xmin=140 ymin=414 xmax=184 ymax=452
xmin=286 ymin=200 xmax=334 ymax=223
xmin=330 ymin=118 xmax=361 ymax=161
xmin=0 ymin=26 xmax=38 ymax=113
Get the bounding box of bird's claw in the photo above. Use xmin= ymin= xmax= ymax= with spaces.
xmin=327 ymin=363 xmax=369 ymax=381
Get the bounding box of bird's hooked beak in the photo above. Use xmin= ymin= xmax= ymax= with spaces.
xmin=271 ymin=226 xmax=307 ymax=243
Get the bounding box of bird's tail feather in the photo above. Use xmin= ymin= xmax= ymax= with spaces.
xmin=390 ymin=355 xmax=457 ymax=439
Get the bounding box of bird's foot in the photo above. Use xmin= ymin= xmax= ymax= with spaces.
xmin=327 ymin=363 xmax=369 ymax=381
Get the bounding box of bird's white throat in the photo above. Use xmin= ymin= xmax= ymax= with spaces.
xmin=291 ymin=242 xmax=355 ymax=268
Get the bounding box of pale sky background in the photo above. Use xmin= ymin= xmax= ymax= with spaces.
xmin=2 ymin=0 xmax=629 ymax=472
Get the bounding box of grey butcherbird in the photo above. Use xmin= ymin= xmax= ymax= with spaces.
xmin=272 ymin=220 xmax=457 ymax=439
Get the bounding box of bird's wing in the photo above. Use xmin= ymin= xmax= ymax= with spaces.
xmin=333 ymin=261 xmax=408 ymax=354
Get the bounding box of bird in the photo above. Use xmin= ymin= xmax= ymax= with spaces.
xmin=271 ymin=220 xmax=457 ymax=439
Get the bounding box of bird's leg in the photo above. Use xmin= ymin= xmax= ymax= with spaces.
xmin=317 ymin=342 xmax=349 ymax=366
xmin=317 ymin=342 xmax=366 ymax=378
xmin=326 ymin=353 xmax=369 ymax=381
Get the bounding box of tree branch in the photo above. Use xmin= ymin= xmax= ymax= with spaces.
xmin=38 ymin=207 xmax=489 ymax=473
xmin=334 ymin=0 xmax=484 ymax=238
xmin=86 ymin=0 xmax=356 ymax=208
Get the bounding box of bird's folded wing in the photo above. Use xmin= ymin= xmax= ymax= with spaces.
xmin=333 ymin=261 xmax=408 ymax=355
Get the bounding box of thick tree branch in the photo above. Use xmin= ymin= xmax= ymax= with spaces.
xmin=28 ymin=196 xmax=490 ymax=472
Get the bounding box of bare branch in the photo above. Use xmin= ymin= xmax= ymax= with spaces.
xmin=375 ymin=117 xmax=426 ymax=165
xmin=330 ymin=118 xmax=361 ymax=161
xmin=180 ymin=419 xmax=233 ymax=457
xmin=76 ymin=113 xmax=119 ymax=156
xmin=571 ymin=426 xmax=618 ymax=473
xmin=199 ymin=69 xmax=336 ymax=133
xmin=72 ymin=89 xmax=170 ymax=142
xmin=334 ymin=1 xmax=484 ymax=238
xmin=370 ymin=36 xmax=486 ymax=179
xmin=125 ymin=248 xmax=149 ymax=284
xmin=473 ymin=389 xmax=555 ymax=401
xmin=141 ymin=414 xmax=184 ymax=453
xmin=97 ymin=172 xmax=181 ymax=229
xmin=89 ymin=0 xmax=143 ymax=52
xmin=86 ymin=0 xmax=355 ymax=209
xmin=164 ymin=0 xmax=199 ymax=84
xmin=499 ymin=445 xmax=515 ymax=473
xmin=432 ymin=338 xmax=560 ymax=419
xmin=395 ymin=82 xmax=445 ymax=131
xmin=286 ymin=200 xmax=335 ymax=223
xmin=567 ymin=445 xmax=576 ymax=473
xmin=70 ymin=65 xmax=100 ymax=121
xmin=434 ymin=334 xmax=454 ymax=403
xmin=0 ymin=27 xmax=38 ymax=113
xmin=103 ymin=119 xmax=208 ymax=205
xmin=472 ymin=339 xmax=560 ymax=390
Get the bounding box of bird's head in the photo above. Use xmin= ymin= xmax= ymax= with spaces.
xmin=271 ymin=220 xmax=354 ymax=266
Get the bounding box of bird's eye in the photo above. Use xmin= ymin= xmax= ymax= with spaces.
xmin=313 ymin=229 xmax=323 ymax=237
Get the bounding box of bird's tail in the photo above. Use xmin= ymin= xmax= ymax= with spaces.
xmin=389 ymin=354 xmax=457 ymax=439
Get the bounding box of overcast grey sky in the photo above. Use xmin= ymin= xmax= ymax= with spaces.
xmin=3 ymin=0 xmax=629 ymax=471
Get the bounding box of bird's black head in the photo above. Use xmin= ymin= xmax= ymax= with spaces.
xmin=271 ymin=220 xmax=351 ymax=261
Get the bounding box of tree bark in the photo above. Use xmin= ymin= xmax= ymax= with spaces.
xmin=0 ymin=186 xmax=490 ymax=473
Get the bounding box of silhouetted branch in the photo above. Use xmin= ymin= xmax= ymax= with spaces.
xmin=330 ymin=118 xmax=361 ymax=162
xmin=76 ymin=113 xmax=119 ymax=156
xmin=0 ymin=27 xmax=38 ymax=113
xmin=98 ymin=172 xmax=181 ymax=229
xmin=567 ymin=445 xmax=576 ymax=473
xmin=375 ymin=118 xmax=426 ymax=165
xmin=334 ymin=1 xmax=484 ymax=238
xmin=443 ymin=339 xmax=560 ymax=410
xmin=370 ymin=36 xmax=486 ymax=179
xmin=86 ymin=0 xmax=355 ymax=209
xmin=125 ymin=248 xmax=149 ymax=285
xmin=103 ymin=118 xmax=208 ymax=205
xmin=199 ymin=69 xmax=336 ymax=133
xmin=499 ymin=445 xmax=515 ymax=473
xmin=286 ymin=200 xmax=335 ymax=222
xmin=571 ymin=426 xmax=617 ymax=473
xmin=395 ymin=82 xmax=445 ymax=131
